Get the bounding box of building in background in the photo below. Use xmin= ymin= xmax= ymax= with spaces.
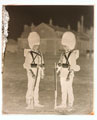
xmin=17 ymin=17 xmax=94 ymax=56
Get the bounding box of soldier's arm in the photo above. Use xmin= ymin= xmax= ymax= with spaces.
xmin=69 ymin=50 xmax=80 ymax=72
xmin=41 ymin=53 xmax=45 ymax=68
xmin=23 ymin=53 xmax=32 ymax=70
xmin=38 ymin=53 xmax=45 ymax=69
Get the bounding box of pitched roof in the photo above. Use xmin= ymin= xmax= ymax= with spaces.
xmin=34 ymin=22 xmax=57 ymax=38
xmin=49 ymin=25 xmax=67 ymax=32
xmin=35 ymin=22 xmax=54 ymax=31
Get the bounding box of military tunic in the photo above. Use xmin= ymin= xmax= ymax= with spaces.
xmin=23 ymin=49 xmax=44 ymax=106
xmin=57 ymin=50 xmax=80 ymax=108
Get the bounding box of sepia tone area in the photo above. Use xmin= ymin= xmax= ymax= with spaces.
xmin=2 ymin=6 xmax=94 ymax=114
xmin=3 ymin=51 xmax=93 ymax=114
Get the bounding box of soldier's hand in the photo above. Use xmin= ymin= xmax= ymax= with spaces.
xmin=40 ymin=69 xmax=45 ymax=79
xmin=66 ymin=77 xmax=70 ymax=81
xmin=56 ymin=71 xmax=60 ymax=76
xmin=56 ymin=67 xmax=61 ymax=75
xmin=32 ymin=74 xmax=36 ymax=79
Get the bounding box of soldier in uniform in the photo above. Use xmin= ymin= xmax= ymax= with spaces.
xmin=56 ymin=31 xmax=80 ymax=111
xmin=23 ymin=32 xmax=45 ymax=109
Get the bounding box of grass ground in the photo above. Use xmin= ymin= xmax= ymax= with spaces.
xmin=2 ymin=51 xmax=93 ymax=115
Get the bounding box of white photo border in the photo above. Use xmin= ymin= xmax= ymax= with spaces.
xmin=0 ymin=0 xmax=97 ymax=120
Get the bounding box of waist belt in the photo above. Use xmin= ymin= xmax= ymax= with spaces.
xmin=31 ymin=64 xmax=45 ymax=68
xmin=31 ymin=64 xmax=37 ymax=67
xmin=62 ymin=64 xmax=69 ymax=68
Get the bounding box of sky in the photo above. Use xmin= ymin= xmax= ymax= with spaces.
xmin=6 ymin=6 xmax=94 ymax=40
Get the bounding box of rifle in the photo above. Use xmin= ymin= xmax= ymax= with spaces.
xmin=66 ymin=69 xmax=73 ymax=81
xmin=54 ymin=63 xmax=57 ymax=109
xmin=29 ymin=66 xmax=39 ymax=90
xmin=34 ymin=66 xmax=39 ymax=90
